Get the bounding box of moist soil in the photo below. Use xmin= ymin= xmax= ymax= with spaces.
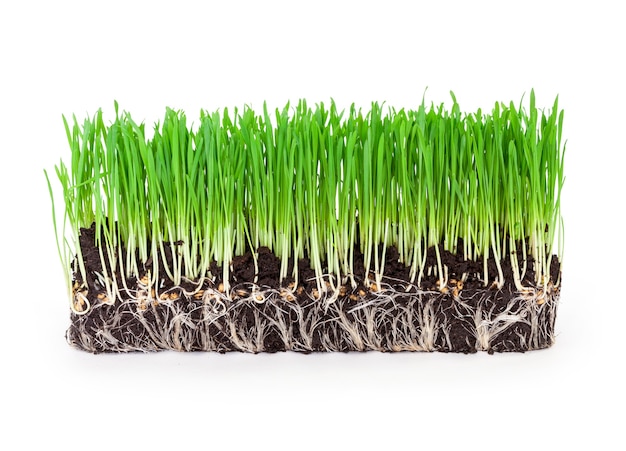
xmin=67 ymin=225 xmax=561 ymax=353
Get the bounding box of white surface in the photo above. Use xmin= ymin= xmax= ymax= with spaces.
xmin=1 ymin=1 xmax=623 ymax=450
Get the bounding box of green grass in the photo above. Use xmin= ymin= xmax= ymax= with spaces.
xmin=46 ymin=91 xmax=565 ymax=310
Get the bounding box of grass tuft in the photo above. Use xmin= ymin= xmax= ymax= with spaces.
xmin=47 ymin=92 xmax=565 ymax=311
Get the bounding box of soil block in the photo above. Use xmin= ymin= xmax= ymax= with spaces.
xmin=66 ymin=228 xmax=560 ymax=354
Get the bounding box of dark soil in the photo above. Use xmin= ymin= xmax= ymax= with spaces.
xmin=67 ymin=225 xmax=561 ymax=353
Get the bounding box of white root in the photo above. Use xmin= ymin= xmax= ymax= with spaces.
xmin=66 ymin=273 xmax=559 ymax=353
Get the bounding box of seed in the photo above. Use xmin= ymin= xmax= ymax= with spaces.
xmin=358 ymin=289 xmax=366 ymax=297
xmin=218 ymin=283 xmax=225 ymax=293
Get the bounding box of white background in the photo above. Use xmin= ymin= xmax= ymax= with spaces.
xmin=1 ymin=1 xmax=624 ymax=449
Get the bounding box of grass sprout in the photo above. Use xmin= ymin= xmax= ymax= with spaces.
xmin=47 ymin=91 xmax=565 ymax=312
